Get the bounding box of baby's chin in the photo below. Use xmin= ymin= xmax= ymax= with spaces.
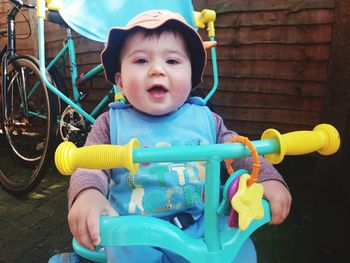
xmin=136 ymin=106 xmax=179 ymax=116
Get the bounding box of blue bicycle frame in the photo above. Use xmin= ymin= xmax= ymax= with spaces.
xmin=44 ymin=27 xmax=116 ymax=124
xmin=36 ymin=22 xmax=111 ymax=124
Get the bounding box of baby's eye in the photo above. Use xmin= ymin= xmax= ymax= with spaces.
xmin=134 ymin=58 xmax=148 ymax=64
xmin=167 ymin=59 xmax=180 ymax=65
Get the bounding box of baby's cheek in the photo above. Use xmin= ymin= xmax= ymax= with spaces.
xmin=123 ymin=79 xmax=143 ymax=97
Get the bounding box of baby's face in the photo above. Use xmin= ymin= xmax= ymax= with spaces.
xmin=116 ymin=31 xmax=192 ymax=115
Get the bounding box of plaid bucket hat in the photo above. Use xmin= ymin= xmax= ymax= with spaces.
xmin=101 ymin=9 xmax=215 ymax=89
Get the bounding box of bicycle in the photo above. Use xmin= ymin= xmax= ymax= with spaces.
xmin=0 ymin=0 xmax=65 ymax=195
xmin=0 ymin=0 xmax=219 ymax=195
xmin=54 ymin=124 xmax=340 ymax=262
xmin=0 ymin=0 xmax=129 ymax=195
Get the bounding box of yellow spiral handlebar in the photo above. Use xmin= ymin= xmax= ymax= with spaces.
xmin=55 ymin=138 xmax=140 ymax=176
xmin=54 ymin=124 xmax=340 ymax=175
xmin=261 ymin=124 xmax=340 ymax=164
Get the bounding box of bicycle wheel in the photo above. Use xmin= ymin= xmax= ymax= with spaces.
xmin=0 ymin=55 xmax=58 ymax=195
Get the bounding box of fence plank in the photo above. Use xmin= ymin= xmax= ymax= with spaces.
xmin=215 ymin=9 xmax=334 ymax=27
xmin=202 ymin=77 xmax=325 ymax=97
xmin=205 ymin=60 xmax=328 ymax=82
xmin=210 ymin=91 xmax=323 ymax=112
xmin=214 ymin=43 xmax=330 ymax=61
xmin=215 ymin=24 xmax=332 ymax=45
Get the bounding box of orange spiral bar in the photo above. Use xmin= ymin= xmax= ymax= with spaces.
xmin=224 ymin=136 xmax=260 ymax=186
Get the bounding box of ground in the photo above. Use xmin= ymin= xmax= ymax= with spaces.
xmin=0 ymin=148 xmax=349 ymax=262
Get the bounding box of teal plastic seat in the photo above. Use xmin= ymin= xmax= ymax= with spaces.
xmin=59 ymin=0 xmax=196 ymax=43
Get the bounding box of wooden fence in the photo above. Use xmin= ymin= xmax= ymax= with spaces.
xmin=0 ymin=0 xmax=336 ymax=139
xmin=197 ymin=0 xmax=334 ymax=138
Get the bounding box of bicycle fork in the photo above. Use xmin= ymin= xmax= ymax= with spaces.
xmin=1 ymin=0 xmax=18 ymax=123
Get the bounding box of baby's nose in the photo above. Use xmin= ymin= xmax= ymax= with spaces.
xmin=149 ymin=62 xmax=165 ymax=76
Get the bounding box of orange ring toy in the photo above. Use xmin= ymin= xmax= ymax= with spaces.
xmin=224 ymin=136 xmax=260 ymax=186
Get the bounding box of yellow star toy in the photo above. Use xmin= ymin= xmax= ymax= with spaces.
xmin=230 ymin=173 xmax=264 ymax=230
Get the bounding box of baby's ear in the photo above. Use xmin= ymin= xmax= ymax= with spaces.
xmin=115 ymin=72 xmax=123 ymax=89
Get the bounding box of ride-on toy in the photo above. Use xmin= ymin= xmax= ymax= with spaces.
xmin=45 ymin=0 xmax=340 ymax=262
xmin=55 ymin=124 xmax=340 ymax=262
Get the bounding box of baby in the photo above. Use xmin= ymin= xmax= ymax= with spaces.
xmin=67 ymin=10 xmax=292 ymax=263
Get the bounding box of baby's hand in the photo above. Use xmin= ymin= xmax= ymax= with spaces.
xmin=261 ymin=180 xmax=292 ymax=225
xmin=68 ymin=188 xmax=118 ymax=250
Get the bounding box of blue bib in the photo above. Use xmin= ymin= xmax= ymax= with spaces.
xmin=108 ymin=98 xmax=216 ymax=219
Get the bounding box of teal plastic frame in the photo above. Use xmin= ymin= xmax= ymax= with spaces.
xmin=69 ymin=139 xmax=279 ymax=262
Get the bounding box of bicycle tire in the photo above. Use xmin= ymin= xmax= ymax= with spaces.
xmin=0 ymin=55 xmax=58 ymax=195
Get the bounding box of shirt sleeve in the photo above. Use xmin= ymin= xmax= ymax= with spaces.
xmin=212 ymin=112 xmax=287 ymax=187
xmin=67 ymin=111 xmax=111 ymax=209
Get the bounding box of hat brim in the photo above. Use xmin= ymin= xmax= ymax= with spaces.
xmin=101 ymin=18 xmax=207 ymax=89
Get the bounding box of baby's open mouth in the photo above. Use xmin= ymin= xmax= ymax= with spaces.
xmin=147 ymin=85 xmax=168 ymax=98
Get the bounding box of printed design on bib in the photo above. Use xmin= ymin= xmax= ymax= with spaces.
xmin=126 ymin=140 xmax=208 ymax=215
